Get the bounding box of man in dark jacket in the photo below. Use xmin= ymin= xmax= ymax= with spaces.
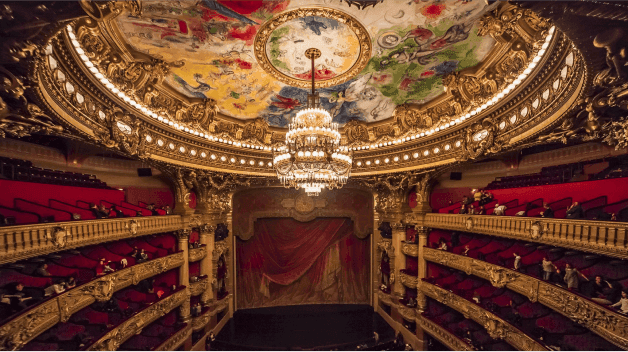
xmin=566 ymin=202 xmax=584 ymax=219
xmin=541 ymin=203 xmax=554 ymax=218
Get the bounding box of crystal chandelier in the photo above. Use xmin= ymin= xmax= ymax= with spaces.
xmin=273 ymin=48 xmax=352 ymax=196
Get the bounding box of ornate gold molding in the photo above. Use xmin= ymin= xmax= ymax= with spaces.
xmin=420 ymin=281 xmax=547 ymax=351
xmin=0 ymin=252 xmax=184 ymax=350
xmin=425 ymin=213 xmax=628 ymax=259
xmin=189 ymin=246 xmax=207 ymax=263
xmin=416 ymin=314 xmax=475 ymax=351
xmin=400 ymin=272 xmax=418 ymax=289
xmin=87 ymin=288 xmax=188 ymax=351
xmin=190 ymin=277 xmax=210 ymax=297
xmin=192 ymin=309 xmax=212 ymax=332
xmin=0 ymin=215 xmax=183 ymax=265
xmin=401 ymin=243 xmax=418 ymax=257
xmin=398 ymin=305 xmax=416 ymax=322
xmin=253 ymin=7 xmax=371 ymax=89
xmin=423 ymin=247 xmax=628 ymax=350
xmin=155 ymin=326 xmax=192 ymax=351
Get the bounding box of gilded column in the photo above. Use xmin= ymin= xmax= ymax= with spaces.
xmin=391 ymin=221 xmax=406 ymax=297
xmin=415 ymin=225 xmax=429 ymax=312
xmin=176 ymin=228 xmax=191 ymax=323
xmin=199 ymin=223 xmax=215 ymax=306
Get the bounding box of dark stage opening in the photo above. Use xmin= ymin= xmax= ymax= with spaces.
xmin=214 ymin=304 xmax=395 ymax=350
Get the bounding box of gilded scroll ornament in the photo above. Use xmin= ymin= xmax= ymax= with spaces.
xmin=127 ymin=219 xmax=140 ymax=235
xmin=46 ymin=226 xmax=68 ymax=248
xmin=344 ymin=120 xmax=370 ymax=145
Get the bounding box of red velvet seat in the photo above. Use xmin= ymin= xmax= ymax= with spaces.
xmin=14 ymin=199 xmax=72 ymax=222
xmin=49 ymin=200 xmax=95 ymax=220
xmin=71 ymin=307 xmax=110 ymax=326
xmin=147 ymin=234 xmax=177 ymax=253
xmin=53 ymin=253 xmax=98 ymax=269
xmin=0 ymin=269 xmax=52 ymax=288
xmin=0 ymin=205 xmax=40 ymax=224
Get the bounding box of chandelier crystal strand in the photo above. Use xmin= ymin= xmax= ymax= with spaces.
xmin=273 ymin=48 xmax=352 ymax=196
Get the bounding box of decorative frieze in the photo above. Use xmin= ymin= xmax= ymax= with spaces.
xmin=400 ymin=272 xmax=418 ymax=289
xmin=192 ymin=309 xmax=211 ymax=331
xmin=420 ymin=281 xmax=547 ymax=351
xmin=88 ymin=289 xmax=189 ymax=350
xmin=0 ymin=252 xmax=184 ymax=350
xmin=155 ymin=326 xmax=192 ymax=351
xmin=401 ymin=242 xmax=418 ymax=257
xmin=423 ymin=247 xmax=628 ymax=350
xmin=0 ymin=215 xmax=183 ymax=265
xmin=416 ymin=315 xmax=475 ymax=351
xmin=190 ymin=277 xmax=210 ymax=297
xmin=189 ymin=246 xmax=207 ymax=262
xmin=425 ymin=214 xmax=628 ymax=259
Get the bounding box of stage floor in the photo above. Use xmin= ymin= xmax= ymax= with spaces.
xmin=214 ymin=304 xmax=395 ymax=350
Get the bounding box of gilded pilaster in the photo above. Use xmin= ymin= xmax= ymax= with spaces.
xmin=415 ymin=226 xmax=429 ymax=312
xmin=199 ymin=223 xmax=216 ymax=306
xmin=176 ymin=228 xmax=191 ymax=323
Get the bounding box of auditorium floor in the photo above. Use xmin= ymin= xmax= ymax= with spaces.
xmin=213 ymin=304 xmax=395 ymax=350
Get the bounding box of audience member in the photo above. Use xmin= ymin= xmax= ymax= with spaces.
xmin=98 ymin=204 xmax=110 ymax=218
xmin=476 ymin=206 xmax=485 ymax=215
xmin=479 ymin=190 xmax=493 ymax=206
xmin=462 ymin=245 xmax=470 ymax=256
xmin=468 ymin=205 xmax=475 ymax=215
xmin=191 ymin=302 xmax=202 ymax=317
xmin=135 ymin=210 xmax=143 ymax=217
xmin=96 ymin=257 xmax=114 ymax=276
xmin=563 ymin=263 xmax=588 ymax=290
xmin=163 ymin=205 xmax=172 ymax=215
xmin=462 ymin=196 xmax=472 ymax=206
xmin=473 ymin=189 xmax=482 ymax=202
xmin=44 ymin=279 xmax=66 ymax=297
xmin=437 ymin=238 xmax=448 ymax=251
xmin=119 ymin=258 xmax=128 ymax=269
xmin=493 ymin=203 xmax=507 ymax=216
xmin=89 ymin=203 xmax=106 ymax=219
xmin=135 ymin=248 xmax=148 ymax=263
xmin=406 ymin=296 xmax=417 ymax=308
xmin=566 ymin=202 xmax=584 ymax=219
xmin=2 ymin=283 xmax=34 ymax=313
xmin=513 ymin=253 xmax=521 ymax=271
xmin=597 ymin=211 xmax=615 ymax=221
xmin=541 ymin=257 xmax=557 ymax=281
xmin=588 ymin=275 xmax=619 ymax=305
xmin=541 ymin=203 xmax=554 ymax=218
xmin=611 ymin=291 xmax=628 ymax=314
xmin=110 ymin=205 xmax=126 ymax=218
xmin=459 ymin=204 xmax=467 ymax=215
xmin=36 ymin=263 xmax=51 ymax=277
xmin=515 ymin=210 xmax=526 ymax=216
xmin=66 ymin=277 xmax=76 ymax=289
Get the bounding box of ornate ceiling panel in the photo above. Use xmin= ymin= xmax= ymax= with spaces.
xmin=113 ymin=0 xmax=495 ymax=127
xmin=22 ymin=0 xmax=588 ymax=177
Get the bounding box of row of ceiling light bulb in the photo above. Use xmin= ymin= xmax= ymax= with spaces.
xmin=286 ymin=126 xmax=341 ymax=142
xmin=66 ymin=23 xmax=554 ymax=155
xmin=348 ymin=26 xmax=556 ymax=152
xmin=66 ymin=25 xmax=276 ymax=152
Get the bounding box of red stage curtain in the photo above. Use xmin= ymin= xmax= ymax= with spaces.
xmin=236 ymin=217 xmax=369 ymax=309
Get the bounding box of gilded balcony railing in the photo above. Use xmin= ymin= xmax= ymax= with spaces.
xmin=400 ymin=272 xmax=418 ymax=289
xmin=155 ymin=325 xmax=192 ymax=351
xmin=87 ymin=288 xmax=189 ymax=350
xmin=401 ymin=242 xmax=418 ymax=257
xmin=416 ymin=315 xmax=475 ymax=351
xmin=190 ymin=276 xmax=210 ymax=297
xmin=420 ymin=281 xmax=548 ymax=351
xmin=0 ymin=252 xmax=185 ymax=351
xmin=423 ymin=247 xmax=628 ymax=350
xmin=0 ymin=215 xmax=183 ymax=264
xmin=189 ymin=245 xmax=207 ymax=262
xmin=192 ymin=309 xmax=211 ymax=331
xmin=425 ymin=214 xmax=628 ymax=260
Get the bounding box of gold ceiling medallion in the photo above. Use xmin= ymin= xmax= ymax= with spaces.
xmin=254 ymin=7 xmax=372 ymax=88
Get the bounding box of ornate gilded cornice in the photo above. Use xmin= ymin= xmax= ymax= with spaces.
xmin=398 ymin=305 xmax=416 ymax=322
xmin=425 ymin=213 xmax=628 ymax=260
xmin=23 ymin=1 xmax=588 ymax=177
xmin=401 ymin=243 xmax=418 ymax=257
xmin=420 ymin=281 xmax=547 ymax=351
xmin=87 ymin=288 xmax=188 ymax=351
xmin=0 ymin=252 xmax=184 ymax=350
xmin=400 ymin=272 xmax=418 ymax=289
xmin=423 ymin=247 xmax=628 ymax=350
xmin=189 ymin=246 xmax=207 ymax=263
xmin=378 ymin=291 xmax=396 ymax=308
xmin=155 ymin=326 xmax=192 ymax=351
xmin=0 ymin=215 xmax=183 ymax=265
xmin=355 ymin=171 xmax=432 ymax=215
xmin=190 ymin=277 xmax=210 ymax=297
xmin=416 ymin=314 xmax=475 ymax=351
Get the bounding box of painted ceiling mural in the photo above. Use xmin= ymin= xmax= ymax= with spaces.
xmin=115 ymin=0 xmax=495 ymax=127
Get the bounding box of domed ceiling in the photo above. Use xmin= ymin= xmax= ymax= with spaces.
xmin=114 ymin=0 xmax=496 ymax=127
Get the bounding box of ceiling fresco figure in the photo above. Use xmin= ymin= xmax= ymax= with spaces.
xmin=115 ymin=0 xmax=495 ymax=127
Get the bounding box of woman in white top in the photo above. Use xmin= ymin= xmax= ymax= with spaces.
xmin=611 ymin=291 xmax=628 ymax=314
